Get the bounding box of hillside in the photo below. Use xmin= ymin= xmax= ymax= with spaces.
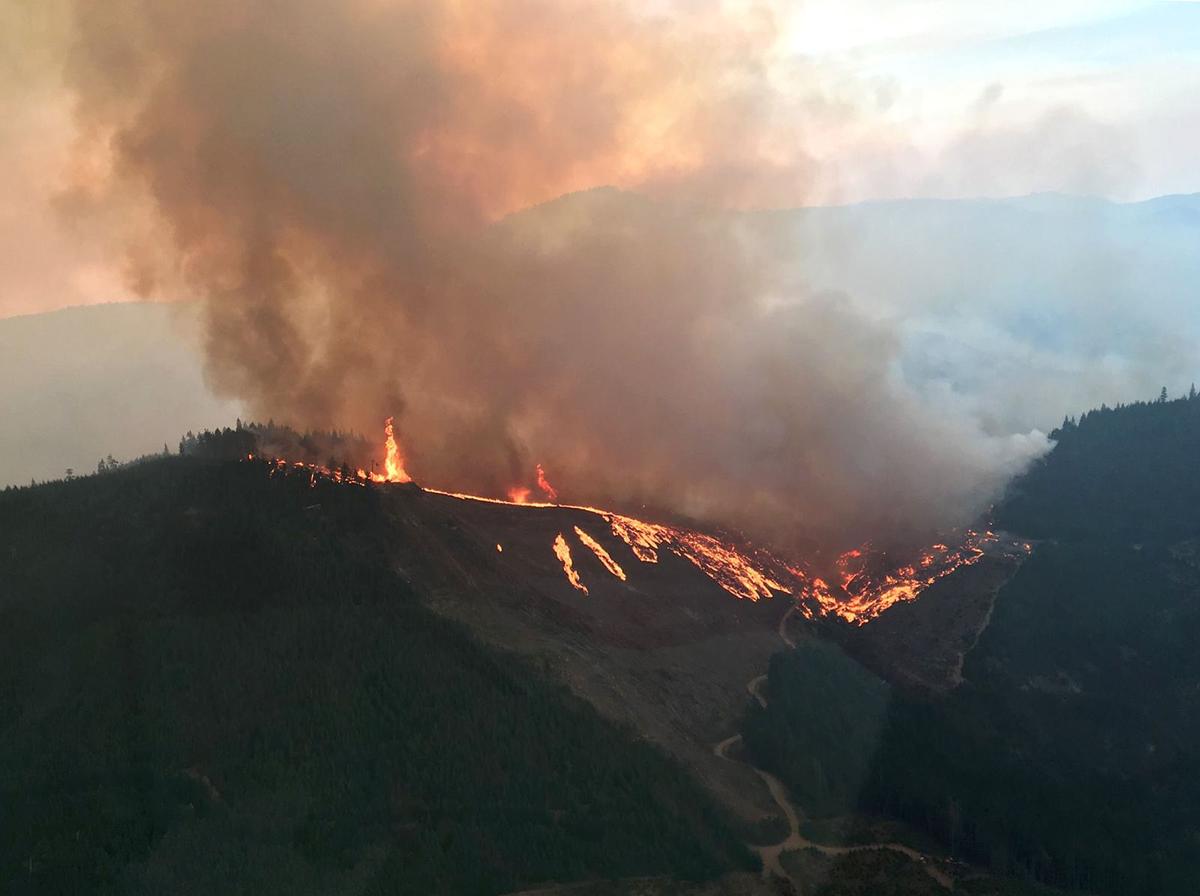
xmin=0 ymin=459 xmax=756 ymax=894
xmin=7 ymin=392 xmax=1200 ymax=894
xmin=0 ymin=434 xmax=1060 ymax=896
xmin=746 ymin=393 xmax=1200 ymax=895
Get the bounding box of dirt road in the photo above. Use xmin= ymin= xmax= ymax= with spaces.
xmin=714 ymin=602 xmax=954 ymax=889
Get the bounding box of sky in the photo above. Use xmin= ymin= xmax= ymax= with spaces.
xmin=778 ymin=0 xmax=1200 ymax=202
xmin=0 ymin=0 xmax=1197 ymax=319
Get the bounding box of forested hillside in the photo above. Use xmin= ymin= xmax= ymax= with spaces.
xmin=745 ymin=393 xmax=1200 ymax=895
xmin=0 ymin=458 xmax=752 ymax=894
xmin=997 ymin=390 xmax=1200 ymax=542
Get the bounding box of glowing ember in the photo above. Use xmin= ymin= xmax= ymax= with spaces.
xmin=248 ymin=422 xmax=1030 ymax=622
xmin=573 ymin=526 xmax=626 ymax=581
xmin=602 ymin=513 xmax=788 ymax=600
xmin=261 ymin=456 xmax=367 ymax=487
xmin=798 ymin=529 xmax=1030 ymax=624
xmin=553 ymin=532 xmax=588 ymax=595
xmin=536 ymin=463 xmax=558 ymax=501
xmin=607 ymin=515 xmax=661 ymax=563
xmin=368 ymin=417 xmax=411 ymax=483
xmin=419 ymin=485 xmax=789 ymax=600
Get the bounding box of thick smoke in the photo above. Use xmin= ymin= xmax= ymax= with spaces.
xmin=56 ymin=0 xmax=1045 ymax=548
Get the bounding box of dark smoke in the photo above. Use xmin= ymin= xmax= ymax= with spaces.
xmin=55 ymin=0 xmax=1045 ymax=548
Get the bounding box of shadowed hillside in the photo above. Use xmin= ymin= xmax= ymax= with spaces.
xmin=746 ymin=393 xmax=1200 ymax=895
xmin=0 ymin=457 xmax=753 ymax=894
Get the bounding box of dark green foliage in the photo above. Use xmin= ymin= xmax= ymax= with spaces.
xmin=748 ymin=395 xmax=1200 ymax=895
xmin=998 ymin=391 xmax=1200 ymax=542
xmin=781 ymin=849 xmax=944 ymax=896
xmin=0 ymin=458 xmax=751 ymax=894
xmin=876 ymin=541 xmax=1200 ymax=895
xmin=178 ymin=426 xmax=258 ymax=461
xmin=741 ymin=639 xmax=888 ymax=816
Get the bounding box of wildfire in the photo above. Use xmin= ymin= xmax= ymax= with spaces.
xmin=553 ymin=532 xmax=588 ymax=595
xmin=797 ymin=529 xmax=1030 ymax=625
xmin=248 ymin=417 xmax=1031 ymax=622
xmin=369 ymin=417 xmax=411 ymax=484
xmin=536 ymin=463 xmax=558 ymax=501
xmin=601 ymin=515 xmax=788 ymax=601
xmin=264 ymin=457 xmax=367 ymax=487
xmin=574 ymin=526 xmax=626 ymax=581
xmin=607 ymin=515 xmax=662 ymax=563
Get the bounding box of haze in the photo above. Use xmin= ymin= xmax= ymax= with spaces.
xmin=1 ymin=0 xmax=1197 ymax=549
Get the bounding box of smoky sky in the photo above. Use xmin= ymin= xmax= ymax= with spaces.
xmin=50 ymin=0 xmax=1051 ymax=548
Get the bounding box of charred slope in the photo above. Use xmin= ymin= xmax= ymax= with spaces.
xmin=746 ymin=394 xmax=1200 ymax=896
xmin=369 ymin=480 xmax=798 ymax=843
xmin=0 ymin=458 xmax=755 ymax=895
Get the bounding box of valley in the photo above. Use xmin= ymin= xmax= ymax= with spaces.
xmin=7 ymin=393 xmax=1200 ymax=894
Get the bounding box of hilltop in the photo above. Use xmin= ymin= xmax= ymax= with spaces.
xmin=0 ymin=457 xmax=759 ymax=894
xmin=8 ymin=390 xmax=1200 ymax=893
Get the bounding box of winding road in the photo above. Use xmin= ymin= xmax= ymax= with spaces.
xmin=713 ymin=604 xmax=954 ymax=889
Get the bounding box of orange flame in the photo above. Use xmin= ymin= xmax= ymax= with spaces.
xmin=369 ymin=417 xmax=411 ymax=483
xmin=574 ymin=526 xmax=626 ymax=581
xmin=246 ymin=430 xmax=1026 ymax=624
xmin=798 ymin=530 xmax=1030 ymax=625
xmin=553 ymin=532 xmax=588 ymax=595
xmin=536 ymin=463 xmax=558 ymax=501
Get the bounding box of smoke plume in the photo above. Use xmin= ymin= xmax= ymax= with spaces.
xmin=54 ymin=0 xmax=1046 ymax=548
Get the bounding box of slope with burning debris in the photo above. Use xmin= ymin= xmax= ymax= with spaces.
xmin=0 ymin=456 xmax=757 ymax=894
xmin=744 ymin=394 xmax=1200 ymax=896
xmin=369 ymin=481 xmax=796 ymax=837
xmin=196 ymin=418 xmax=1030 ymax=848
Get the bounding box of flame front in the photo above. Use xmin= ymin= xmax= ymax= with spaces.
xmin=799 ymin=530 xmax=1029 ymax=624
xmin=553 ymin=532 xmax=588 ymax=595
xmin=369 ymin=417 xmax=411 ymax=483
xmin=248 ymin=419 xmax=1030 ymax=621
xmin=603 ymin=514 xmax=787 ymax=601
xmin=574 ymin=526 xmax=626 ymax=581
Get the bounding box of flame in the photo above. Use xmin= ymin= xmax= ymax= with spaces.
xmin=536 ymin=463 xmax=558 ymax=501
xmin=603 ymin=516 xmax=788 ymax=601
xmin=798 ymin=529 xmax=1029 ymax=625
xmin=553 ymin=532 xmax=588 ymax=595
xmin=369 ymin=417 xmax=411 ymax=483
xmin=607 ymin=515 xmax=661 ymax=563
xmin=574 ymin=526 xmax=626 ymax=581
xmin=418 ymin=484 xmax=788 ymax=602
xmin=246 ymin=421 xmax=1030 ymax=622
